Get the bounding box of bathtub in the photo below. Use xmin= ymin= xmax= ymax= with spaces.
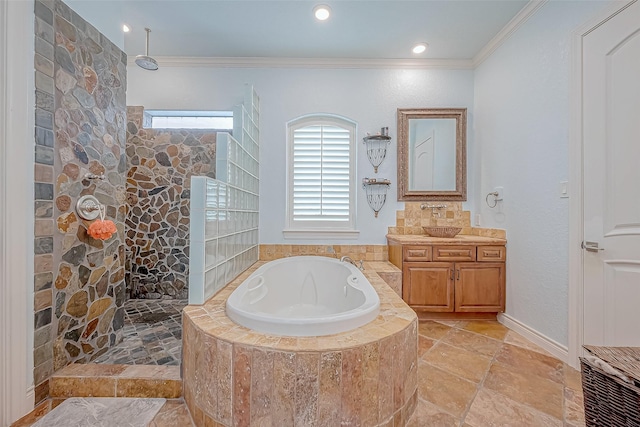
xmin=225 ymin=256 xmax=380 ymax=336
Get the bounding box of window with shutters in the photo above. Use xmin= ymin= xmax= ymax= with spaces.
xmin=284 ymin=114 xmax=359 ymax=239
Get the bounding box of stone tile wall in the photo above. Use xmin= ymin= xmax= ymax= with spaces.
xmin=33 ymin=0 xmax=57 ymax=404
xmin=125 ymin=106 xmax=218 ymax=299
xmin=33 ymin=0 xmax=128 ymax=404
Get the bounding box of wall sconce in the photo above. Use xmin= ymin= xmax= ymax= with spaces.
xmin=363 ymin=178 xmax=391 ymax=218
xmin=363 ymin=129 xmax=391 ymax=173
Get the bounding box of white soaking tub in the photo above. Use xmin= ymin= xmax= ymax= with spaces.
xmin=226 ymin=256 xmax=380 ymax=336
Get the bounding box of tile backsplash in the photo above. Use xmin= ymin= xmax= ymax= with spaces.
xmin=388 ymin=202 xmax=506 ymax=239
xmin=259 ymin=244 xmax=388 ymax=262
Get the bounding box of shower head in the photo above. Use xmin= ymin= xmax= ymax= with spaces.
xmin=135 ymin=28 xmax=158 ymax=71
xmin=135 ymin=55 xmax=158 ymax=71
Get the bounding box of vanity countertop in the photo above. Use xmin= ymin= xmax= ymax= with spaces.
xmin=386 ymin=234 xmax=506 ymax=246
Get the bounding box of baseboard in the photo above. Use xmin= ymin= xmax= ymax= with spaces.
xmin=498 ymin=313 xmax=569 ymax=363
xmin=5 ymin=388 xmax=35 ymax=427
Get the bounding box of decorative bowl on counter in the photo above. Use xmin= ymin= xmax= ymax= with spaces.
xmin=422 ymin=226 xmax=462 ymax=238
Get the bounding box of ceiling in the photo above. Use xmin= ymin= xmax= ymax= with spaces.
xmin=119 ymin=1 xmax=529 ymax=61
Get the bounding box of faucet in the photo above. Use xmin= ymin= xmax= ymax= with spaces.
xmin=420 ymin=203 xmax=447 ymax=218
xmin=340 ymin=256 xmax=364 ymax=270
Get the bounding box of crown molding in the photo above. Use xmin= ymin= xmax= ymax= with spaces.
xmin=126 ymin=1 xmax=547 ymax=71
xmin=473 ymin=0 xmax=549 ymax=67
xmin=128 ymin=56 xmax=475 ymax=70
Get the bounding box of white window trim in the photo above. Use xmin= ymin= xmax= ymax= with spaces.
xmin=284 ymin=114 xmax=359 ymax=239
xmin=145 ymin=110 xmax=233 ymax=130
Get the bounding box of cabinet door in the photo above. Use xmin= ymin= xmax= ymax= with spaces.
xmin=454 ymin=263 xmax=505 ymax=312
xmin=403 ymin=262 xmax=454 ymax=311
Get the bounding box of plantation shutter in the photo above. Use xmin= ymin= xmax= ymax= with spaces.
xmin=292 ymin=124 xmax=351 ymax=222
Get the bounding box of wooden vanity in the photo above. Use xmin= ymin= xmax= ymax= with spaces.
xmin=387 ymin=234 xmax=506 ymax=319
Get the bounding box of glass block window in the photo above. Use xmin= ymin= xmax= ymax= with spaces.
xmin=146 ymin=110 xmax=233 ymax=130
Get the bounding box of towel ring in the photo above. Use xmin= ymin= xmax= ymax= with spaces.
xmin=486 ymin=191 xmax=499 ymax=208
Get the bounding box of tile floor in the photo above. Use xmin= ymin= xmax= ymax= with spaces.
xmin=17 ymin=319 xmax=585 ymax=426
xmin=407 ymin=320 xmax=584 ymax=427
xmin=93 ymin=299 xmax=186 ymax=365
xmin=12 ymin=398 xmax=195 ymax=427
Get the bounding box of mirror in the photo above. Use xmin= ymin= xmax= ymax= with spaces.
xmin=397 ymin=108 xmax=467 ymax=201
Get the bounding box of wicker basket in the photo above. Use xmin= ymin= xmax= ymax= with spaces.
xmin=580 ymin=346 xmax=640 ymax=426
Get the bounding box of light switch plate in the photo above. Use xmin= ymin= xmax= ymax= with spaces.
xmin=559 ymin=181 xmax=569 ymax=198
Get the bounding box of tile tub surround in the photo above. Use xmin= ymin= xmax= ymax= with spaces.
xmin=182 ymin=262 xmax=418 ymax=426
xmin=388 ymin=202 xmax=506 ymax=239
xmin=125 ymin=106 xmax=218 ymax=299
xmin=259 ymin=244 xmax=389 ymax=262
xmin=33 ymin=0 xmax=128 ymax=402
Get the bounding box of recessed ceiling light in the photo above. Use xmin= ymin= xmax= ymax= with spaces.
xmin=122 ymin=24 xmax=130 ymax=33
xmin=313 ymin=4 xmax=331 ymax=21
xmin=412 ymin=43 xmax=428 ymax=54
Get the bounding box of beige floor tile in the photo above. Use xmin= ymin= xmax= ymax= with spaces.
xmin=564 ymin=387 xmax=586 ymax=426
xmin=504 ymin=331 xmax=554 ymax=357
xmin=440 ymin=329 xmax=502 ymax=358
xmin=494 ymin=344 xmax=564 ymax=384
xmin=407 ymin=399 xmax=459 ymax=427
xmin=418 ymin=362 xmax=477 ymax=417
xmin=483 ymin=362 xmax=564 ymax=419
xmin=422 ymin=342 xmax=492 ymax=383
xmin=418 ymin=335 xmax=435 ymax=358
xmin=150 ymin=400 xmax=195 ymax=427
xmin=418 ymin=321 xmax=452 ymax=340
xmin=435 ymin=320 xmax=464 ymax=328
xmin=463 ymin=321 xmax=509 ymax=340
xmin=464 ymin=389 xmax=563 ymax=427
xmin=564 ymin=364 xmax=583 ymax=392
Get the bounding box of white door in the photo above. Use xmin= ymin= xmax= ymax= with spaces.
xmin=582 ymin=0 xmax=640 ymax=346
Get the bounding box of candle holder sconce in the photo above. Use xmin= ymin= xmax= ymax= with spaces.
xmin=363 ymin=128 xmax=391 ymax=173
xmin=363 ymin=178 xmax=391 ymax=218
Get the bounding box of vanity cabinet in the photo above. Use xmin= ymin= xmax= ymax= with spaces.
xmin=388 ymin=236 xmax=506 ymax=316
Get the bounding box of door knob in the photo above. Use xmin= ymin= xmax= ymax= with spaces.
xmin=582 ymin=241 xmax=604 ymax=252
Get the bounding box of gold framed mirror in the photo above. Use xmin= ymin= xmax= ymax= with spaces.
xmin=397 ymin=108 xmax=467 ymax=201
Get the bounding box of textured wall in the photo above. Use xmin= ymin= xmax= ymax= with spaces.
xmin=125 ymin=106 xmax=217 ymax=299
xmin=126 ymin=66 xmax=476 ymax=245
xmin=32 ymin=0 xmax=128 ymax=402
xmin=473 ymin=1 xmax=611 ymax=346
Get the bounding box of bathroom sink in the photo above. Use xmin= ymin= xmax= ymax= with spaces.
xmin=422 ymin=226 xmax=462 ymax=238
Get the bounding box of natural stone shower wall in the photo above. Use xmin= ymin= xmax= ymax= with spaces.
xmin=125 ymin=106 xmax=217 ymax=299
xmin=32 ymin=0 xmax=127 ymax=401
